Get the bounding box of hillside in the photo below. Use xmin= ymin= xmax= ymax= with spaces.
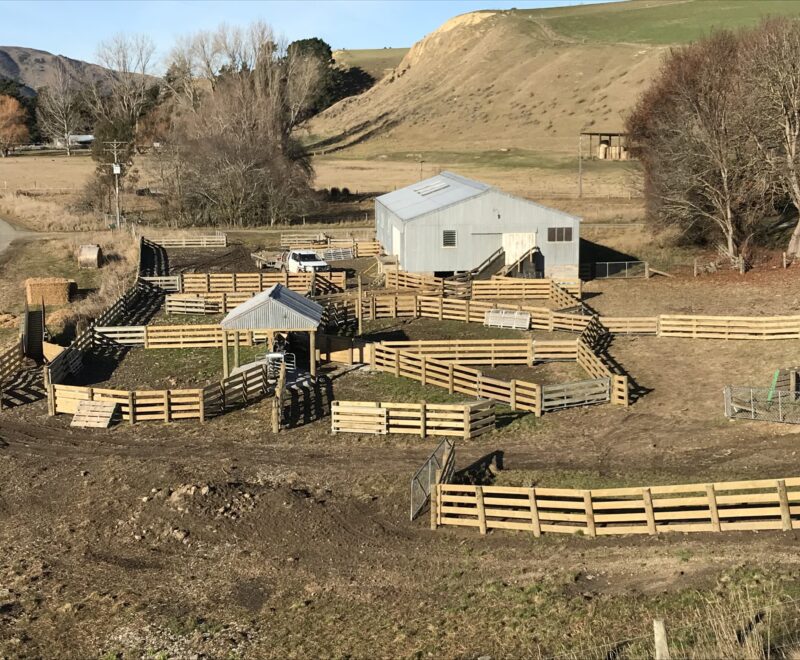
xmin=305 ymin=0 xmax=800 ymax=161
xmin=0 ymin=46 xmax=116 ymax=95
xmin=333 ymin=48 xmax=409 ymax=81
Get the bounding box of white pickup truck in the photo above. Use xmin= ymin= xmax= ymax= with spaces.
xmin=252 ymin=249 xmax=330 ymax=273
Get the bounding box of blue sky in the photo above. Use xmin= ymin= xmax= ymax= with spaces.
xmin=0 ymin=0 xmax=610 ymax=68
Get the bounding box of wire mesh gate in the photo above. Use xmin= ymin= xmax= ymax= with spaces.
xmin=410 ymin=438 xmax=456 ymax=520
xmin=724 ymin=386 xmax=800 ymax=424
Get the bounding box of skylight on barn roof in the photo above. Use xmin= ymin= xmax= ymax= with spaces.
xmin=413 ymin=181 xmax=450 ymax=196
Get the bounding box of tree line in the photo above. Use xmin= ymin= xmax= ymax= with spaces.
xmin=627 ymin=17 xmax=800 ymax=262
xmin=0 ymin=23 xmax=375 ymax=225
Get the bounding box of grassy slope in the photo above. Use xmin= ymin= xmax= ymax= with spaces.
xmin=332 ymin=48 xmax=409 ymax=80
xmin=535 ymin=0 xmax=800 ymax=44
xmin=309 ymin=0 xmax=800 ymax=173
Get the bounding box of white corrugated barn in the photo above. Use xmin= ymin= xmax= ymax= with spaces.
xmin=375 ymin=171 xmax=580 ymax=278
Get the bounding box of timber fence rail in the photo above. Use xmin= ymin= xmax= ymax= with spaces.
xmin=143 ymin=232 xmax=227 ymax=248
xmin=331 ymin=400 xmax=495 ymax=439
xmin=432 ymin=476 xmax=800 ymax=538
xmin=49 ymin=383 xmax=204 ymax=423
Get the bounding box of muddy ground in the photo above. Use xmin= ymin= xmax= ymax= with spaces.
xmin=3 ymin=261 xmax=800 ymax=657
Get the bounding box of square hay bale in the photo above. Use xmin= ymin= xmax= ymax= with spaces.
xmin=78 ymin=244 xmax=102 ymax=269
xmin=25 ymin=277 xmax=74 ymax=305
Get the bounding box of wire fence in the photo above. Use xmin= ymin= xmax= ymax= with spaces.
xmin=724 ymin=386 xmax=800 ymax=424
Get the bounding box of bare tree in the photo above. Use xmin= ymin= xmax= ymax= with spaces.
xmin=36 ymin=62 xmax=82 ymax=155
xmin=89 ymin=33 xmax=156 ymax=131
xmin=627 ymin=32 xmax=773 ymax=262
xmin=151 ymin=21 xmax=320 ymax=226
xmin=742 ymin=19 xmax=800 ymax=258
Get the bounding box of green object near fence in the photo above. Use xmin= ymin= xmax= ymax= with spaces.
xmin=767 ymin=369 xmax=781 ymax=404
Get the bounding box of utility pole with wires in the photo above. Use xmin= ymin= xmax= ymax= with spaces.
xmin=103 ymin=141 xmax=127 ymax=229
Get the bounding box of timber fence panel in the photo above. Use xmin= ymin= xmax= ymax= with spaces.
xmin=144 ymin=232 xmax=227 ymax=248
xmin=658 ymin=315 xmax=800 ymax=340
xmin=541 ymin=378 xmax=610 ymax=411
xmin=203 ymin=362 xmax=274 ymax=418
xmin=385 ymin=271 xmax=443 ymax=293
xmin=139 ymin=275 xmax=182 ymax=292
xmin=472 ymin=278 xmax=552 ymax=301
xmin=94 ymin=326 xmax=146 ymax=346
xmin=550 ymin=280 xmax=583 ymax=310
xmin=381 ymin=339 xmax=533 ymax=366
xmin=331 ymin=400 xmax=494 ymax=438
xmin=434 ymin=477 xmax=800 ymax=537
xmin=144 ymin=326 xmax=260 ymax=349
xmin=51 ymin=384 xmax=203 ymax=422
xmin=181 ymin=272 xmax=345 ymax=295
xmin=0 ymin=339 xmax=24 ymax=384
xmin=602 ymin=317 xmax=659 ymax=335
xmin=532 ymin=340 xmax=579 ymax=362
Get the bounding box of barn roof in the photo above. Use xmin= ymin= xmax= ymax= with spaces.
xmin=220 ymin=284 xmax=323 ymax=331
xmin=375 ymin=171 xmax=491 ymax=222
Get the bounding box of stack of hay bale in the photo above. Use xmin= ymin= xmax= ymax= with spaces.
xmin=25 ymin=278 xmax=74 ymax=305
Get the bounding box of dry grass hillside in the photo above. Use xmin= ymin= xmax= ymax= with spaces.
xmin=305 ymin=0 xmax=800 ymax=164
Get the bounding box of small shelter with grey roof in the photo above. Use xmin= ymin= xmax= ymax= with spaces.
xmin=375 ymin=171 xmax=580 ymax=278
xmin=219 ymin=284 xmax=323 ymax=377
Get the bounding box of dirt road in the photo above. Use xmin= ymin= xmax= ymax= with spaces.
xmin=0 ymin=216 xmax=25 ymax=256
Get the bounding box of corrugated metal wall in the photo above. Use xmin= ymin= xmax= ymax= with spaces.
xmin=396 ymin=190 xmax=579 ymax=276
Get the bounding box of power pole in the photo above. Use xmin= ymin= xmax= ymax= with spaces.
xmin=104 ymin=141 xmax=126 ymax=228
xmin=578 ymin=133 xmax=583 ymax=198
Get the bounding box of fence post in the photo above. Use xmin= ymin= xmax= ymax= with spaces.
xmin=357 ymin=277 xmax=364 ymax=335
xmin=643 ymin=487 xmax=657 ymax=535
xmin=421 ymin=356 xmax=427 ymax=387
xmin=654 ymin=620 xmax=670 ymax=660
xmin=448 ymin=364 xmax=455 ymax=394
xmin=583 ymin=491 xmax=596 ymax=537
xmin=777 ymin=480 xmax=792 ymax=531
xmin=198 ymin=389 xmax=205 ymax=423
xmin=430 ymin=469 xmax=441 ymax=530
xmin=528 ymin=487 xmax=541 ymax=537
xmin=438 ymin=297 xmax=443 ymax=321
xmin=128 ymin=392 xmax=136 ymax=425
xmin=645 ymin=262 xmax=650 ymax=279
xmin=420 ymin=401 xmax=427 ymax=438
xmin=534 ymin=384 xmax=542 ymax=417
xmin=475 ymin=486 xmax=487 ymax=535
xmin=465 ymin=298 xmax=471 ymax=323
xmin=47 ymin=383 xmax=55 ymax=416
xmin=510 ymin=379 xmax=517 ymax=411
xmin=706 ymin=484 xmax=721 ymax=532
xmin=164 ymin=390 xmax=170 ymax=422
xmin=463 ymin=406 xmax=471 ymax=440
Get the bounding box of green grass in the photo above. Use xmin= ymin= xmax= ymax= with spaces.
xmin=524 ymin=0 xmax=800 ymax=45
xmin=332 ymin=48 xmax=409 ymax=79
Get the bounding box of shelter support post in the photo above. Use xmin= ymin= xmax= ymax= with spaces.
xmin=310 ymin=329 xmax=317 ymax=378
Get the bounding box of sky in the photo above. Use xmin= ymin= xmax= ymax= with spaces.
xmin=0 ymin=0 xmax=610 ymax=68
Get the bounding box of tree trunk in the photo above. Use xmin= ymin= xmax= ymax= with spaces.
xmin=788 ymin=219 xmax=800 ymax=258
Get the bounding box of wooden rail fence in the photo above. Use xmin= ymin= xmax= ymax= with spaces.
xmin=94 ymin=325 xmax=268 ymax=349
xmin=331 ymin=400 xmax=495 ymax=438
xmin=432 ymin=476 xmax=800 ymax=537
xmin=50 ymin=383 xmax=204 ymax=423
xmin=143 ymin=232 xmax=227 ymax=248
xmin=0 ymin=339 xmax=25 ymax=409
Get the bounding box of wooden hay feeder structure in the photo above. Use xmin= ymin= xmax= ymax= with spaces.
xmin=78 ymin=244 xmax=102 ymax=269
xmin=25 ymin=277 xmax=74 ymax=305
xmin=220 ymin=283 xmax=324 ymax=378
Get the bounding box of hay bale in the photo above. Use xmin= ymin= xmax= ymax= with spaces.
xmin=78 ymin=244 xmax=102 ymax=269
xmin=25 ymin=277 xmax=74 ymax=305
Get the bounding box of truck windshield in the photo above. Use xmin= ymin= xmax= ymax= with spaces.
xmin=295 ymin=253 xmax=319 ymax=262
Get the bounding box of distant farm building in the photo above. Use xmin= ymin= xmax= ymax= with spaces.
xmin=581 ymin=131 xmax=631 ymax=161
xmin=375 ymin=171 xmax=580 ymax=278
xmin=54 ymin=134 xmax=94 ymax=149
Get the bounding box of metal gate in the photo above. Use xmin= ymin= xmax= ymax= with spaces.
xmin=410 ymin=438 xmax=456 ymax=520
